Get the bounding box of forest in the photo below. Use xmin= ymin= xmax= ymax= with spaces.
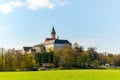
xmin=0 ymin=44 xmax=120 ymax=71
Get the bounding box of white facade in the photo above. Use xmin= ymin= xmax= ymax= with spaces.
xmin=44 ymin=27 xmax=71 ymax=51
xmin=33 ymin=44 xmax=45 ymax=52
xmin=45 ymin=44 xmax=54 ymax=51
xmin=45 ymin=43 xmax=71 ymax=51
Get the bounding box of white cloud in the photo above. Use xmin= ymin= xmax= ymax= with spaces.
xmin=27 ymin=0 xmax=55 ymax=10
xmin=26 ymin=0 xmax=69 ymax=10
xmin=0 ymin=4 xmax=13 ymax=14
xmin=0 ymin=0 xmax=69 ymax=14
xmin=0 ymin=0 xmax=23 ymax=14
xmin=9 ymin=0 xmax=24 ymax=7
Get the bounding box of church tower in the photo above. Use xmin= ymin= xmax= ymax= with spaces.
xmin=51 ymin=26 xmax=56 ymax=39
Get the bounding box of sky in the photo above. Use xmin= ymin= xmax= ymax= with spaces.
xmin=0 ymin=0 xmax=120 ymax=53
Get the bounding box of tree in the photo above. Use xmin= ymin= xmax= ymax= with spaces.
xmin=0 ymin=56 xmax=2 ymax=70
xmin=91 ymin=60 xmax=99 ymax=68
xmin=35 ymin=51 xmax=54 ymax=67
xmin=87 ymin=47 xmax=99 ymax=61
xmin=54 ymin=45 xmax=78 ymax=68
xmin=4 ymin=52 xmax=17 ymax=71
xmin=77 ymin=51 xmax=90 ymax=68
xmin=35 ymin=53 xmax=42 ymax=66
xmin=106 ymin=53 xmax=114 ymax=66
xmin=23 ymin=54 xmax=36 ymax=70
xmin=113 ymin=54 xmax=120 ymax=66
xmin=73 ymin=43 xmax=84 ymax=52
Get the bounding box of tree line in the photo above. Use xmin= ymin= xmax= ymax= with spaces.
xmin=0 ymin=44 xmax=120 ymax=71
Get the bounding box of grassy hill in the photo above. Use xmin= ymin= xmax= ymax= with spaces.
xmin=0 ymin=70 xmax=119 ymax=80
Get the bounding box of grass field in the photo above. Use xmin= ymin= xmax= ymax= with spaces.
xmin=0 ymin=70 xmax=120 ymax=80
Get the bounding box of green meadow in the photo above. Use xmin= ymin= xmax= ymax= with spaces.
xmin=0 ymin=70 xmax=120 ymax=80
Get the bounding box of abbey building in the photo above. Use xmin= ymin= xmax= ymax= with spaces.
xmin=44 ymin=26 xmax=71 ymax=51
xmin=22 ymin=26 xmax=71 ymax=54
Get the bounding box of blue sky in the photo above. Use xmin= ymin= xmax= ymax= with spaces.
xmin=0 ymin=0 xmax=120 ymax=53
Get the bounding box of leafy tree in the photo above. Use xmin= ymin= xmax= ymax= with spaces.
xmin=77 ymin=51 xmax=90 ymax=68
xmin=23 ymin=54 xmax=36 ymax=70
xmin=91 ymin=60 xmax=100 ymax=68
xmin=87 ymin=47 xmax=99 ymax=61
xmin=73 ymin=43 xmax=84 ymax=53
xmin=54 ymin=45 xmax=78 ymax=68
xmin=35 ymin=53 xmax=42 ymax=66
xmin=0 ymin=56 xmax=2 ymax=70
xmin=4 ymin=53 xmax=17 ymax=71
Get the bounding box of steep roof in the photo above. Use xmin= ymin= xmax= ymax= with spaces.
xmin=51 ymin=26 xmax=56 ymax=35
xmin=45 ymin=38 xmax=55 ymax=41
xmin=54 ymin=39 xmax=70 ymax=44
xmin=44 ymin=39 xmax=71 ymax=45
xmin=23 ymin=47 xmax=32 ymax=51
